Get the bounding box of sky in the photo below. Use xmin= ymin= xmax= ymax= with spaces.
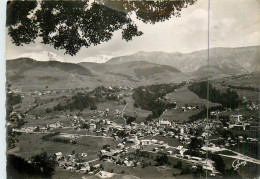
xmin=5 ymin=0 xmax=260 ymax=62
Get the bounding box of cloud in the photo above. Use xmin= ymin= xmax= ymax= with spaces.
xmin=24 ymin=44 xmax=44 ymax=51
xmin=5 ymin=0 xmax=260 ymax=62
xmin=246 ymin=31 xmax=260 ymax=45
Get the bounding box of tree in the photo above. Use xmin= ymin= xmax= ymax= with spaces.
xmin=81 ymin=123 xmax=90 ymax=129
xmin=34 ymin=126 xmax=40 ymax=132
xmin=155 ymin=154 xmax=168 ymax=166
xmin=124 ymin=115 xmax=136 ymax=125
xmin=46 ymin=108 xmax=52 ymax=113
xmin=194 ymin=165 xmax=204 ymax=177
xmin=102 ymin=144 xmax=111 ymax=151
xmin=185 ymin=137 xmax=204 ymax=157
xmin=210 ymin=153 xmax=225 ymax=174
xmin=6 ymin=1 xmax=196 ymax=56
xmin=90 ymin=104 xmax=97 ymax=110
xmin=31 ymin=152 xmax=57 ymax=177
xmin=174 ymin=161 xmax=183 ymax=169
xmin=189 ymin=137 xmax=203 ymax=151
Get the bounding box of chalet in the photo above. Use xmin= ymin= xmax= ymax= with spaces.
xmin=81 ymin=153 xmax=88 ymax=157
xmin=180 ymin=128 xmax=184 ymax=134
xmin=167 ymin=150 xmax=173 ymax=155
xmin=117 ymin=94 xmax=123 ymax=100
xmin=151 ymin=139 xmax=158 ymax=144
xmin=126 ymin=136 xmax=140 ymax=145
xmin=55 ymin=152 xmax=63 ymax=160
xmin=95 ymin=171 xmax=114 ymax=178
xmin=140 ymin=140 xmax=152 ymax=146
xmin=230 ymin=114 xmax=243 ymax=124
xmin=176 ymin=146 xmax=187 ymax=156
xmin=80 ymin=166 xmax=90 ymax=173
xmin=117 ymin=143 xmax=124 ymax=149
xmin=157 ymin=119 xmax=171 ymax=127
xmin=89 ymin=123 xmax=96 ymax=130
xmin=66 ymin=166 xmax=76 ymax=172
xmin=124 ymin=160 xmax=134 ymax=167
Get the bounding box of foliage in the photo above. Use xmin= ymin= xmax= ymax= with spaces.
xmin=124 ymin=115 xmax=136 ymax=125
xmin=189 ymin=138 xmax=203 ymax=149
xmin=116 ymin=130 xmax=129 ymax=138
xmin=81 ymin=123 xmax=90 ymax=129
xmin=102 ymin=144 xmax=111 ymax=151
xmin=6 ymin=84 xmax=25 ymax=149
xmin=46 ymin=108 xmax=52 ymax=113
xmin=228 ymin=85 xmax=259 ymax=92
xmin=133 ymin=83 xmax=184 ymax=121
xmin=54 ymin=92 xmax=95 ymax=111
xmin=7 ymin=153 xmax=57 ymax=177
xmin=174 ymin=161 xmax=183 ymax=169
xmin=34 ymin=126 xmax=40 ymax=132
xmin=188 ymin=106 xmax=223 ymax=122
xmin=6 ymin=92 xmax=22 ymax=107
xmin=188 ymin=81 xmax=241 ymax=109
xmin=223 ymin=168 xmax=241 ymax=179
xmin=90 ymin=104 xmax=97 ymax=110
xmin=155 ymin=154 xmax=168 ymax=166
xmin=193 ymin=165 xmax=204 ymax=177
xmin=185 ymin=138 xmax=204 ymax=157
xmin=42 ymin=132 xmax=60 ymax=141
xmin=181 ymin=166 xmax=191 ymax=174
xmin=54 ymin=86 xmax=121 ymax=111
xmin=30 ymin=151 xmax=57 ymax=177
xmin=7 ymin=154 xmax=50 ymax=178
xmin=7 ymin=1 xmax=196 ymax=55
xmin=7 ymin=126 xmax=17 ymax=149
xmin=208 ymin=153 xmax=225 ymax=174
xmin=52 ymin=137 xmax=70 ymax=144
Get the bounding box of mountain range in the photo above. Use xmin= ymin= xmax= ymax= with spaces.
xmin=106 ymin=46 xmax=260 ymax=76
xmin=16 ymin=51 xmax=113 ymax=64
xmin=6 ymin=46 xmax=260 ymax=89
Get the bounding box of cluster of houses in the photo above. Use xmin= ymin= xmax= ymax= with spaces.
xmin=13 ymin=121 xmax=63 ymax=133
xmin=54 ymin=152 xmax=92 ymax=173
xmin=181 ymin=105 xmax=198 ymax=112
xmin=242 ymin=96 xmax=259 ymax=111
xmin=99 ymin=149 xmax=138 ymax=167
xmin=26 ymin=89 xmax=59 ymax=96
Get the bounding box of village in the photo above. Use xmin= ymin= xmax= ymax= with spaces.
xmin=7 ymin=83 xmax=260 ymax=178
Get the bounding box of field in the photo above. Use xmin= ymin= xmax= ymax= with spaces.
xmin=212 ymin=74 xmax=260 ymax=104
xmin=12 ymin=133 xmax=117 ymax=162
xmin=162 ymin=85 xmax=220 ymax=122
xmin=161 ymin=108 xmax=201 ymax=123
xmin=53 ymin=169 xmax=87 ymax=179
xmin=150 ymin=136 xmax=184 ymax=147
xmin=166 ymin=85 xmax=220 ymax=107
xmin=123 ymin=94 xmax=152 ymax=123
xmin=101 ymin=162 xmax=192 ymax=179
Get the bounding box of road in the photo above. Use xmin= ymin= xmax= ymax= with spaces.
xmin=87 ymin=158 xmax=99 ymax=163
xmin=218 ymin=148 xmax=260 ymax=165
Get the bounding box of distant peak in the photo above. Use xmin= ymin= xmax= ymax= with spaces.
xmin=81 ymin=55 xmax=113 ymax=63
xmin=17 ymin=51 xmax=64 ymax=62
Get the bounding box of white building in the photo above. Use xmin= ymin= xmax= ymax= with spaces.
xmin=158 ymin=119 xmax=171 ymax=127
xmin=89 ymin=123 xmax=96 ymax=130
xmin=230 ymin=114 xmax=243 ymax=124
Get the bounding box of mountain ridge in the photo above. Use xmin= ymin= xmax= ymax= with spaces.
xmin=6 ymin=58 xmax=93 ymax=77
xmin=106 ymin=46 xmax=260 ymax=75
